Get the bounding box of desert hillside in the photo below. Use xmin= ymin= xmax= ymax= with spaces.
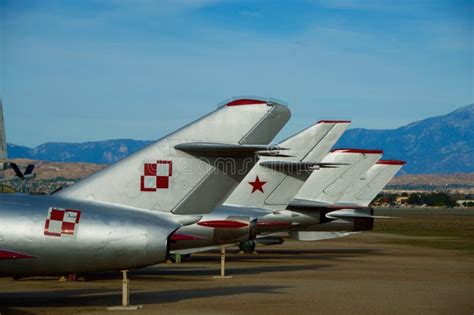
xmin=5 ymin=159 xmax=474 ymax=194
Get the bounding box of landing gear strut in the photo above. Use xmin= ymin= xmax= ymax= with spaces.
xmin=213 ymin=245 xmax=232 ymax=279
xmin=107 ymin=270 xmax=143 ymax=311
xmin=168 ymin=253 xmax=191 ymax=263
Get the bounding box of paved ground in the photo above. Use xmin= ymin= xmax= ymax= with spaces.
xmin=0 ymin=231 xmax=473 ymax=315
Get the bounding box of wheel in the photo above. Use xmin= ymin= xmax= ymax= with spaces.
xmin=239 ymin=240 xmax=256 ymax=254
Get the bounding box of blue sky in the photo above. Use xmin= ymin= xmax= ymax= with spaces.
xmin=1 ymin=0 xmax=473 ymax=147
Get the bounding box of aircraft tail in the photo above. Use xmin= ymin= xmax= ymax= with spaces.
xmin=277 ymin=120 xmax=350 ymax=162
xmin=57 ymin=98 xmax=291 ymax=214
xmin=224 ymin=121 xmax=350 ymax=210
xmin=292 ymin=149 xmax=383 ymax=206
xmin=337 ymin=160 xmax=406 ymax=206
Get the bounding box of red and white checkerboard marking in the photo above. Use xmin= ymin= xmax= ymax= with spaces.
xmin=44 ymin=208 xmax=81 ymax=237
xmin=140 ymin=160 xmax=173 ymax=191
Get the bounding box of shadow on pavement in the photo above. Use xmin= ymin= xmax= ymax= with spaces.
xmin=0 ymin=285 xmax=287 ymax=311
xmin=133 ymin=263 xmax=332 ymax=279
xmin=189 ymin=247 xmax=382 ymax=263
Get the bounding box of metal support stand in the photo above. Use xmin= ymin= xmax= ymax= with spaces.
xmin=107 ymin=270 xmax=143 ymax=311
xmin=213 ymin=245 xmax=232 ymax=279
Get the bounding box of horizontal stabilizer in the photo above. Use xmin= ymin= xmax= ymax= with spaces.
xmin=289 ymin=231 xmax=356 ymax=241
xmin=317 ymin=163 xmax=350 ymax=169
xmin=260 ymin=161 xmax=348 ymax=173
xmin=10 ymin=163 xmax=24 ymax=179
xmin=326 ymin=209 xmax=394 ymax=220
xmin=288 ymin=200 xmax=393 ymax=219
xmin=7 ymin=163 xmax=36 ymax=181
xmin=175 ymin=142 xmax=288 ymax=157
xmin=24 ymin=164 xmax=35 ymax=176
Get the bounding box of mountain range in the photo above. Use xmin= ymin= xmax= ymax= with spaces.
xmin=8 ymin=104 xmax=474 ymax=174
xmin=336 ymin=104 xmax=473 ymax=174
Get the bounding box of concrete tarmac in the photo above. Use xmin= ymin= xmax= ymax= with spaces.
xmin=0 ymin=232 xmax=473 ymax=315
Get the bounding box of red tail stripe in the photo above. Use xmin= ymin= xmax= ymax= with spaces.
xmin=331 ymin=148 xmax=383 ymax=154
xmin=377 ymin=160 xmax=406 ymax=165
xmin=317 ymin=120 xmax=351 ymax=124
xmin=227 ymin=99 xmax=267 ymax=106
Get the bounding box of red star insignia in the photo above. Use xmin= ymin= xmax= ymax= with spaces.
xmin=249 ymin=176 xmax=266 ymax=193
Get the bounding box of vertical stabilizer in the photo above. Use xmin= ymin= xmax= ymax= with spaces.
xmin=293 ymin=149 xmax=383 ymax=205
xmin=224 ymin=121 xmax=350 ymax=210
xmin=338 ymin=160 xmax=405 ymax=206
xmin=278 ymin=120 xmax=350 ymax=163
xmin=58 ymin=98 xmax=290 ymax=215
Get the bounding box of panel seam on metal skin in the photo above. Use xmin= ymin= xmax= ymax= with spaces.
xmin=263 ymin=173 xmax=291 ymax=207
xmin=170 ymin=167 xmax=216 ymax=214
xmin=264 ymin=172 xmax=310 ymax=207
xmin=238 ymin=104 xmax=273 ymax=145
xmin=300 ymin=124 xmax=335 ymax=162
xmin=322 ymin=158 xmax=364 ymax=196
xmin=354 ymin=167 xmax=385 ymax=202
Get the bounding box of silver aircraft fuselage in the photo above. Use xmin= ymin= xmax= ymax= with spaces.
xmin=170 ymin=205 xmax=373 ymax=252
xmin=0 ymin=193 xmax=181 ymax=277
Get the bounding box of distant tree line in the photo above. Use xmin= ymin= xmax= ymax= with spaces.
xmin=407 ymin=192 xmax=457 ymax=207
xmin=375 ymin=194 xmax=397 ymax=205
xmin=374 ymin=192 xmax=460 ymax=207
